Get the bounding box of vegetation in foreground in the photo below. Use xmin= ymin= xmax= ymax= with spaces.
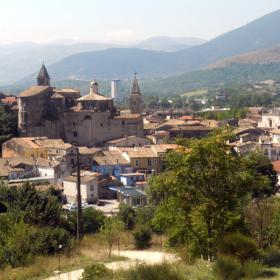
xmin=3 ymin=130 xmax=280 ymax=279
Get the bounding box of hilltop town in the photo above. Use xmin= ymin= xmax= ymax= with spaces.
xmin=3 ymin=3 xmax=280 ymax=280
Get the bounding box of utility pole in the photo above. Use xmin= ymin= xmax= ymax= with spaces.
xmin=76 ymin=147 xmax=83 ymax=239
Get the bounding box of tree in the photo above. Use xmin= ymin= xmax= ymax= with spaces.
xmin=0 ymin=105 xmax=18 ymax=154
xmin=149 ymin=130 xmax=269 ymax=259
xmin=133 ymin=226 xmax=152 ymax=249
xmin=0 ymin=183 xmax=62 ymax=226
xmin=246 ymin=152 xmax=279 ymax=197
xmin=65 ymin=207 xmax=105 ymax=235
xmin=118 ymin=204 xmax=136 ymax=230
xmin=101 ymin=217 xmax=124 ymax=258
xmin=245 ymin=197 xmax=279 ymax=249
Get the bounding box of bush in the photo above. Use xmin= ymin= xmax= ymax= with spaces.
xmin=123 ymin=263 xmax=182 ymax=280
xmin=214 ymin=255 xmax=242 ymax=280
xmin=242 ymin=260 xmax=265 ymax=279
xmin=82 ymin=263 xmax=112 ymax=280
xmin=133 ymin=226 xmax=152 ymax=249
xmin=261 ymin=247 xmax=280 ymax=267
xmin=219 ymin=232 xmax=258 ymax=265
xmin=65 ymin=208 xmax=105 ymax=235
xmin=118 ymin=204 xmax=136 ymax=230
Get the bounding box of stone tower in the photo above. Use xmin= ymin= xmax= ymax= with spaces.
xmin=37 ymin=63 xmax=50 ymax=86
xmin=129 ymin=74 xmax=143 ymax=114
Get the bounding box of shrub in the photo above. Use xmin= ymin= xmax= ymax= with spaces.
xmin=133 ymin=226 xmax=152 ymax=249
xmin=261 ymin=247 xmax=280 ymax=267
xmin=123 ymin=263 xmax=182 ymax=280
xmin=82 ymin=263 xmax=112 ymax=280
xmin=118 ymin=204 xmax=136 ymax=230
xmin=241 ymin=260 xmax=265 ymax=279
xmin=65 ymin=208 xmax=105 ymax=235
xmin=214 ymin=255 xmax=242 ymax=280
xmin=218 ymin=232 xmax=258 ymax=265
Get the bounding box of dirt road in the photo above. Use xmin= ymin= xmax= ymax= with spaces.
xmin=46 ymin=250 xmax=178 ymax=280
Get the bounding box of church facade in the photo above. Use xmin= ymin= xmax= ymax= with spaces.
xmin=18 ymin=65 xmax=144 ymax=146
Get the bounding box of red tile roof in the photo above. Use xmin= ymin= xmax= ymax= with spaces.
xmin=273 ymin=161 xmax=280 ymax=173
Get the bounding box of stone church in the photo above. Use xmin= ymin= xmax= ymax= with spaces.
xmin=18 ymin=64 xmax=144 ymax=146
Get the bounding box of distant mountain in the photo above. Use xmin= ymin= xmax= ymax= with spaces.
xmin=25 ymin=9 xmax=280 ymax=81
xmin=134 ymin=36 xmax=206 ymax=51
xmin=0 ymin=42 xmax=119 ymax=84
xmin=207 ymin=45 xmax=280 ymax=69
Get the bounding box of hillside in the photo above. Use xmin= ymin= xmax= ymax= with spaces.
xmin=0 ymin=42 xmax=119 ymax=85
xmin=0 ymin=36 xmax=204 ymax=85
xmin=207 ymin=45 xmax=280 ymax=69
xmin=21 ymin=9 xmax=280 ymax=81
xmin=135 ymin=36 xmax=206 ymax=51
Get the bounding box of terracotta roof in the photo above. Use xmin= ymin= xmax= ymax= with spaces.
xmin=0 ymin=96 xmax=17 ymax=104
xmin=178 ymin=116 xmax=196 ymax=121
xmin=6 ymin=137 xmax=71 ymax=149
xmin=51 ymin=93 xmax=64 ymax=99
xmin=106 ymin=135 xmax=148 ymax=144
xmin=113 ymin=114 xmax=141 ymax=119
xmin=54 ymin=89 xmax=80 ymax=94
xmin=0 ymin=157 xmax=60 ymax=177
xmin=273 ymin=161 xmax=280 ymax=173
xmin=19 ymin=86 xmax=50 ymax=97
xmin=127 ymin=148 xmax=157 ymax=158
xmin=77 ymin=93 xmax=111 ymax=101
xmin=271 ymin=129 xmax=280 ymax=135
xmin=65 ymin=171 xmax=101 ymax=183
xmin=78 ymin=147 xmax=102 ymax=155
xmin=93 ymin=151 xmax=129 ymax=166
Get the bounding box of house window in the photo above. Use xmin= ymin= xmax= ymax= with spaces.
xmin=73 ymin=131 xmax=78 ymax=137
xmin=264 ymin=149 xmax=268 ymax=155
xmin=90 ymin=185 xmax=94 ymax=191
xmin=148 ymin=159 xmax=152 ymax=166
xmin=135 ymin=160 xmax=139 ymax=167
xmin=100 ymin=123 xmax=103 ymax=127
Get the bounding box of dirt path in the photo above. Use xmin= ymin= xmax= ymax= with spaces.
xmin=46 ymin=250 xmax=179 ymax=280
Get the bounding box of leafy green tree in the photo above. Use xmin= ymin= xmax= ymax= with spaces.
xmin=65 ymin=207 xmax=105 ymax=235
xmin=245 ymin=197 xmax=280 ymax=249
xmin=133 ymin=226 xmax=152 ymax=249
xmin=149 ymin=131 xmax=269 ymax=259
xmin=118 ymin=204 xmax=136 ymax=230
xmin=0 ymin=105 xmax=18 ymax=154
xmin=101 ymin=217 xmax=124 ymax=258
xmin=0 ymin=183 xmax=62 ymax=226
xmin=246 ymin=152 xmax=279 ymax=197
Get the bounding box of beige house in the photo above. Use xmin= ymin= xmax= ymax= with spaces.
xmin=106 ymin=135 xmax=150 ymax=148
xmin=2 ymin=137 xmax=76 ymax=169
xmin=63 ymin=171 xmax=100 ymax=203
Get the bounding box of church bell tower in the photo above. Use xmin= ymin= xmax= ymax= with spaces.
xmin=129 ymin=73 xmax=143 ymax=114
xmin=37 ymin=63 xmax=50 ymax=86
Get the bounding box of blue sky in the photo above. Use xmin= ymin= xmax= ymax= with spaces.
xmin=0 ymin=0 xmax=279 ymax=43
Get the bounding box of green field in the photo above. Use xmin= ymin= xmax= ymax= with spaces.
xmin=180 ymin=88 xmax=208 ymax=97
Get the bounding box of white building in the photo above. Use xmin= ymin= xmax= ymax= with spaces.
xmin=111 ymin=79 xmax=121 ymax=101
xmin=63 ymin=171 xmax=100 ymax=203
xmin=258 ymin=108 xmax=280 ymax=129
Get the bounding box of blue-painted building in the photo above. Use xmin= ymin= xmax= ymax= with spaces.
xmin=120 ymin=173 xmax=145 ymax=186
xmin=92 ymin=150 xmax=131 ymax=179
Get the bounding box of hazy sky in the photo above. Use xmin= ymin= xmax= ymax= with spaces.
xmin=0 ymin=0 xmax=279 ymax=44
